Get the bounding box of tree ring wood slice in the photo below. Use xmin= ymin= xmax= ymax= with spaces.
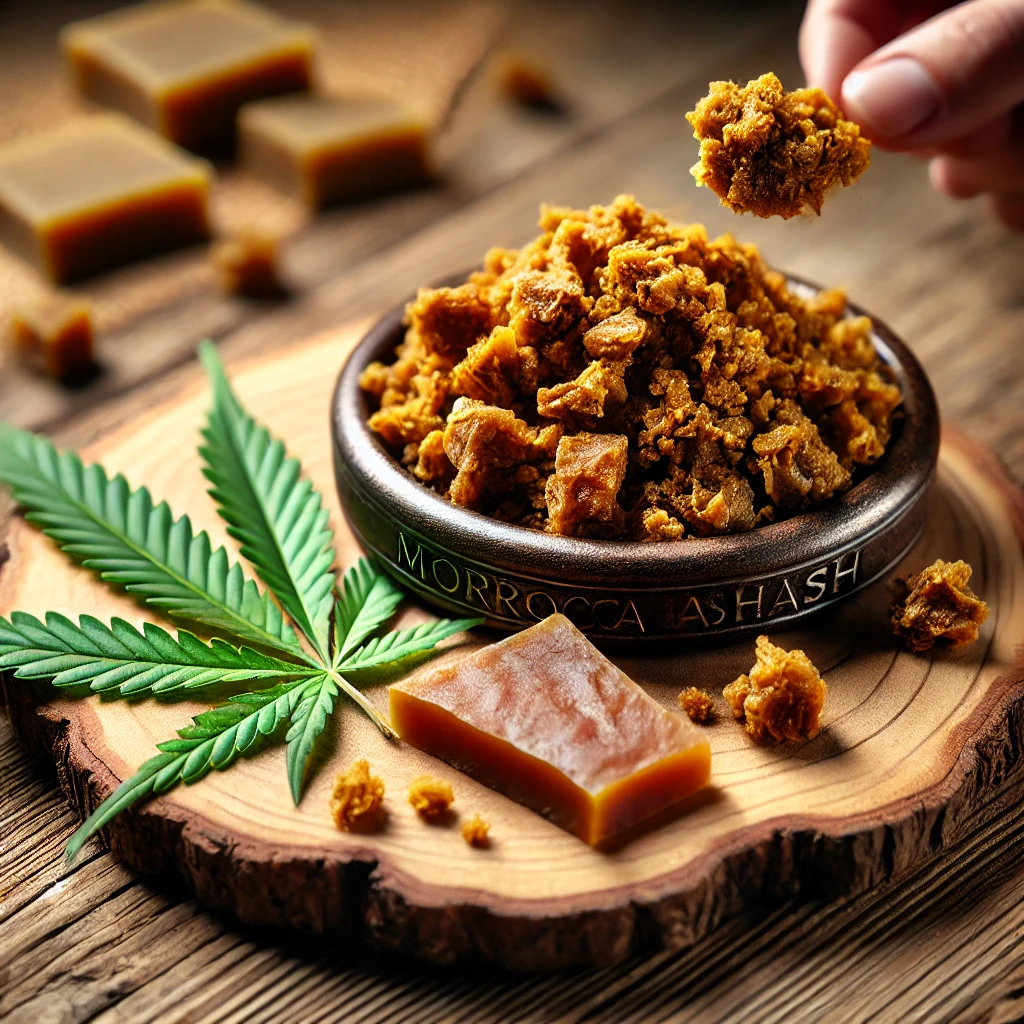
xmin=2 ymin=324 xmax=1023 ymax=971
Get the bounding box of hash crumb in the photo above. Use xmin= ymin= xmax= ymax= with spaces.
xmin=686 ymin=72 xmax=870 ymax=219
xmin=497 ymin=53 xmax=560 ymax=111
xmin=679 ymin=686 xmax=715 ymax=724
xmin=330 ymin=758 xmax=385 ymax=831
xmin=890 ymin=559 xmax=988 ymax=653
xmin=724 ymin=635 xmax=826 ymax=744
xmin=408 ymin=775 xmax=455 ymax=822
xmin=7 ymin=293 xmax=94 ymax=380
xmin=461 ymin=813 xmax=491 ymax=847
xmin=210 ymin=228 xmax=287 ymax=299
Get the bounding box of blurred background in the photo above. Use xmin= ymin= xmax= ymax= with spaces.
xmin=0 ymin=0 xmax=1020 ymax=478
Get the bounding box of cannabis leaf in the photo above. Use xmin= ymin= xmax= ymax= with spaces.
xmin=0 ymin=342 xmax=483 ymax=864
xmin=199 ymin=342 xmax=335 ymax=663
xmin=333 ymin=558 xmax=405 ymax=663
xmin=339 ymin=619 xmax=481 ymax=685
xmin=0 ymin=424 xmax=307 ymax=660
xmin=285 ymin=672 xmax=339 ymax=803
xmin=64 ymin=680 xmax=310 ymax=862
xmin=0 ymin=611 xmax=316 ymax=699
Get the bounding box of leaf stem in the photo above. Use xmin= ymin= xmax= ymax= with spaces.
xmin=333 ymin=672 xmax=397 ymax=741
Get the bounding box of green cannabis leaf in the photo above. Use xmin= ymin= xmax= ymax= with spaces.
xmin=199 ymin=342 xmax=335 ymax=663
xmin=64 ymin=680 xmax=311 ymax=862
xmin=339 ymin=619 xmax=482 ymax=684
xmin=0 ymin=612 xmax=317 ymax=699
xmin=285 ymin=672 xmax=339 ymax=804
xmin=333 ymin=559 xmax=405 ymax=663
xmin=0 ymin=424 xmax=307 ymax=659
xmin=0 ymin=342 xmax=482 ymax=862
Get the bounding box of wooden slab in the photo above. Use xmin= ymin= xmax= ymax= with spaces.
xmin=2 ymin=322 xmax=1023 ymax=971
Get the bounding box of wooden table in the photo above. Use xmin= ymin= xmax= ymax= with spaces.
xmin=2 ymin=2 xmax=1023 ymax=1021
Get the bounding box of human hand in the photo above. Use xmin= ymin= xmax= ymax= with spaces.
xmin=799 ymin=0 xmax=1024 ymax=229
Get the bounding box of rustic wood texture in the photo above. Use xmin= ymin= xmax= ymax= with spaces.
xmin=3 ymin=319 xmax=1024 ymax=975
xmin=1 ymin=0 xmax=1024 ymax=1018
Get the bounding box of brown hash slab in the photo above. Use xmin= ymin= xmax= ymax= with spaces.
xmin=2 ymin=323 xmax=1023 ymax=970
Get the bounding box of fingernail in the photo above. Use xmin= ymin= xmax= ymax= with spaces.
xmin=843 ymin=57 xmax=941 ymax=138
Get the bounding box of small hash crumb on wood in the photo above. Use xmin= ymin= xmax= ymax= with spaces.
xmin=210 ymin=228 xmax=287 ymax=299
xmin=7 ymin=293 xmax=94 ymax=379
xmin=461 ymin=812 xmax=491 ymax=847
xmin=724 ymin=635 xmax=826 ymax=744
xmin=679 ymin=686 xmax=715 ymax=723
xmin=408 ymin=775 xmax=454 ymax=821
xmin=330 ymin=758 xmax=385 ymax=831
xmin=890 ymin=559 xmax=988 ymax=653
xmin=496 ymin=52 xmax=560 ymax=111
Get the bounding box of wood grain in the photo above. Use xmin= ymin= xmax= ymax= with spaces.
xmin=2 ymin=323 xmax=1023 ymax=971
xmin=6 ymin=730 xmax=1024 ymax=1024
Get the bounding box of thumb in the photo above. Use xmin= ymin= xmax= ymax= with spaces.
xmin=839 ymin=0 xmax=1024 ymax=149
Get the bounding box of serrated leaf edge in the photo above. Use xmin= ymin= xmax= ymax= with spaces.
xmin=198 ymin=342 xmax=336 ymax=662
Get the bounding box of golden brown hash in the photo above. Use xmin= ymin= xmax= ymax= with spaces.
xmin=686 ymin=73 xmax=870 ymax=219
xmin=360 ymin=195 xmax=900 ymax=541
xmin=890 ymin=559 xmax=988 ymax=653
xmin=723 ymin=635 xmax=827 ymax=744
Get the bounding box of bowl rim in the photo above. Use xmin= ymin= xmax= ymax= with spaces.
xmin=333 ymin=273 xmax=939 ymax=589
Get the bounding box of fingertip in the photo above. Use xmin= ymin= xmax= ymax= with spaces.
xmin=836 ymin=0 xmax=1024 ymax=149
xmin=929 ymin=157 xmax=981 ymax=199
xmin=842 ymin=58 xmax=942 ymax=142
xmin=802 ymin=10 xmax=877 ymax=103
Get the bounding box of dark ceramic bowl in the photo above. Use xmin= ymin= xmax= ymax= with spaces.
xmin=332 ymin=278 xmax=939 ymax=649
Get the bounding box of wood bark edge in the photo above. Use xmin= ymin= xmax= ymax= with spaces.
xmin=3 ymin=633 xmax=1023 ymax=970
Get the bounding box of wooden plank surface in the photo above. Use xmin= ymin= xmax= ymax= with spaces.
xmin=1 ymin=0 xmax=1024 ymax=1020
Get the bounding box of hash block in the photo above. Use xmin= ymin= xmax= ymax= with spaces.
xmin=239 ymin=95 xmax=432 ymax=208
xmin=61 ymin=0 xmax=316 ymax=154
xmin=0 ymin=114 xmax=211 ymax=283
